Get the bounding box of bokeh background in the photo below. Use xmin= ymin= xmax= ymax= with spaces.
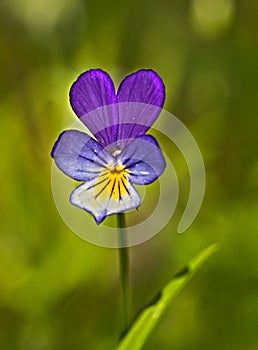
xmin=1 ymin=0 xmax=258 ymax=349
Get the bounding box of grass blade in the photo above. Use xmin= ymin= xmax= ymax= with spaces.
xmin=117 ymin=243 xmax=219 ymax=350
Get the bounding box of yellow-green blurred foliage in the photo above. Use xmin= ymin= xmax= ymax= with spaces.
xmin=0 ymin=0 xmax=258 ymax=349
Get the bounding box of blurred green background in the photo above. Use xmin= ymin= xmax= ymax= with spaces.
xmin=1 ymin=0 xmax=258 ymax=349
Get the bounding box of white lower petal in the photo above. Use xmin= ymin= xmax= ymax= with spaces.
xmin=70 ymin=175 xmax=141 ymax=224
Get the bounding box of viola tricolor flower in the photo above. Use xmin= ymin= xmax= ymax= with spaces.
xmin=51 ymin=69 xmax=166 ymax=224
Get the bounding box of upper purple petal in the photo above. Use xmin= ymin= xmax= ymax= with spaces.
xmin=115 ymin=69 xmax=165 ymax=142
xmin=69 ymin=69 xmax=165 ymax=150
xmin=69 ymin=69 xmax=118 ymax=147
xmin=117 ymin=69 xmax=165 ymax=107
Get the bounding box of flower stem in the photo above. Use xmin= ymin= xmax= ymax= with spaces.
xmin=117 ymin=213 xmax=130 ymax=338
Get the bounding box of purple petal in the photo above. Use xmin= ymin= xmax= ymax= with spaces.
xmin=51 ymin=130 xmax=113 ymax=181
xmin=116 ymin=69 xmax=165 ymax=142
xmin=117 ymin=69 xmax=165 ymax=107
xmin=117 ymin=134 xmax=166 ymax=185
xmin=69 ymin=69 xmax=118 ymax=147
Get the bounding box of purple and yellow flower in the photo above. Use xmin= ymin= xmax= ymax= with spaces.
xmin=51 ymin=69 xmax=166 ymax=224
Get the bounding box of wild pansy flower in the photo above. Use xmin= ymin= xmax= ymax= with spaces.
xmin=51 ymin=69 xmax=166 ymax=224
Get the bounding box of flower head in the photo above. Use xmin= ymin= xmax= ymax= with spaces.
xmin=51 ymin=69 xmax=166 ymax=224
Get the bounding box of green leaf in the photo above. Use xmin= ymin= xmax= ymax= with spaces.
xmin=117 ymin=243 xmax=220 ymax=350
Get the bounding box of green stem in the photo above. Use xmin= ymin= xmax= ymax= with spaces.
xmin=117 ymin=213 xmax=130 ymax=338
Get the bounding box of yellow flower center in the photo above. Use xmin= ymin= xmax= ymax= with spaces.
xmin=94 ymin=164 xmax=129 ymax=200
